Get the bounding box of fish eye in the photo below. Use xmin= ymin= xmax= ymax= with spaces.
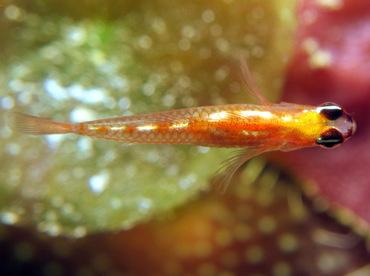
xmin=316 ymin=128 xmax=344 ymax=148
xmin=317 ymin=102 xmax=343 ymax=121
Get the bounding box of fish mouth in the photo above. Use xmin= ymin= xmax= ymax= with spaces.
xmin=342 ymin=112 xmax=356 ymax=140
xmin=327 ymin=110 xmax=356 ymax=141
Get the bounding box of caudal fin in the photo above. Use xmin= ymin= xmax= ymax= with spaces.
xmin=7 ymin=112 xmax=73 ymax=135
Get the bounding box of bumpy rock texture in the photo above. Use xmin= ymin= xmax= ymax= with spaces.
xmin=1 ymin=0 xmax=370 ymax=275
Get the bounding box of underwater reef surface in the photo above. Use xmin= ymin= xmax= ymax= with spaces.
xmin=1 ymin=0 xmax=294 ymax=236
xmin=1 ymin=0 xmax=369 ymax=275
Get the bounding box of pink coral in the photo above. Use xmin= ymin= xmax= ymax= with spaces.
xmin=280 ymin=0 xmax=370 ymax=233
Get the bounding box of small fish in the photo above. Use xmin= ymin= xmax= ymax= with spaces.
xmin=7 ymin=58 xmax=356 ymax=187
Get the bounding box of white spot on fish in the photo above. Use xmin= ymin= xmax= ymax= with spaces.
xmin=137 ymin=125 xmax=158 ymax=131
xmin=240 ymin=110 xmax=273 ymax=119
xmin=110 ymin=126 xmax=126 ymax=131
xmin=282 ymin=115 xmax=293 ymax=122
xmin=209 ymin=111 xmax=228 ymax=121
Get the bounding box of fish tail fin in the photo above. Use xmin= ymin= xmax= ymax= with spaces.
xmin=7 ymin=112 xmax=73 ymax=135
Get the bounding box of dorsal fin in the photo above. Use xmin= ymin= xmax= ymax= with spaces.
xmin=238 ymin=53 xmax=272 ymax=106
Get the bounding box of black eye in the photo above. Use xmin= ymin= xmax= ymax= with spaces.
xmin=317 ymin=102 xmax=343 ymax=120
xmin=316 ymin=128 xmax=344 ymax=148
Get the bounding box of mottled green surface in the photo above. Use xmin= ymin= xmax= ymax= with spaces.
xmin=0 ymin=0 xmax=296 ymax=236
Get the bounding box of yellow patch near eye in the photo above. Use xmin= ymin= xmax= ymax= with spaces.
xmin=291 ymin=111 xmax=325 ymax=138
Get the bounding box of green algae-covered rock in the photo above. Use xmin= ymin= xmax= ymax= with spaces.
xmin=0 ymin=0 xmax=296 ymax=236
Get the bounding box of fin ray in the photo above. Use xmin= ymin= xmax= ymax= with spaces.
xmin=214 ymin=147 xmax=266 ymax=193
xmin=7 ymin=112 xmax=72 ymax=135
xmin=238 ymin=53 xmax=272 ymax=106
